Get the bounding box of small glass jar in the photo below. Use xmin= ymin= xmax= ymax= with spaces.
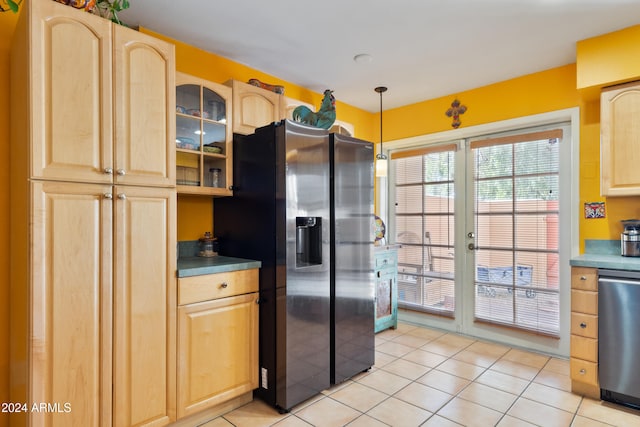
xmin=209 ymin=168 xmax=221 ymax=188
xmin=198 ymin=231 xmax=218 ymax=257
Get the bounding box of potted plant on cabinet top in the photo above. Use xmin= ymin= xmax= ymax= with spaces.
xmin=91 ymin=0 xmax=130 ymax=25
xmin=1 ymin=0 xmax=131 ymax=26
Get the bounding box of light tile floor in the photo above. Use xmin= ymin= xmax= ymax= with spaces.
xmin=201 ymin=323 xmax=640 ymax=427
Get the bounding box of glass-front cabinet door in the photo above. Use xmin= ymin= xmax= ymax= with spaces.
xmin=176 ymin=72 xmax=233 ymax=196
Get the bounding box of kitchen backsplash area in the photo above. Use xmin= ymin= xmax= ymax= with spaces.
xmin=584 ymin=239 xmax=623 ymax=256
xmin=178 ymin=240 xmax=201 ymax=258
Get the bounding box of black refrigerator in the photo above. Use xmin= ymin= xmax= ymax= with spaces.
xmin=214 ymin=120 xmax=374 ymax=412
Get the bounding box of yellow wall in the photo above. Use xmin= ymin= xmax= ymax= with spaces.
xmin=383 ymin=65 xmax=579 ymax=141
xmin=0 ymin=8 xmax=18 ymax=427
xmin=177 ymin=194 xmax=214 ymax=240
xmin=577 ymin=24 xmax=640 ymax=95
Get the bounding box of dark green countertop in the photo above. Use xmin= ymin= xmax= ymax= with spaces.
xmin=177 ymin=256 xmax=261 ymax=278
xmin=570 ymin=239 xmax=640 ymax=271
xmin=570 ymin=254 xmax=640 ymax=271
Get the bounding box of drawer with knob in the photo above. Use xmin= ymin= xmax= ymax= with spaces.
xmin=571 ymin=267 xmax=597 ymax=291
xmin=570 ymin=312 xmax=597 ymax=338
xmin=178 ymin=268 xmax=259 ymax=305
xmin=570 ymin=357 xmax=598 ymax=386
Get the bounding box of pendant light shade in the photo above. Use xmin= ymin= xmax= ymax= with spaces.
xmin=375 ymin=86 xmax=388 ymax=177
xmin=375 ymin=156 xmax=388 ymax=177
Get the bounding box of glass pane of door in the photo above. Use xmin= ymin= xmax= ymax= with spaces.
xmin=471 ymin=134 xmax=560 ymax=336
xmin=393 ymin=148 xmax=456 ymax=315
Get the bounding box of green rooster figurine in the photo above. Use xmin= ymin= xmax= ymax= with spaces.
xmin=292 ymin=89 xmax=336 ymax=129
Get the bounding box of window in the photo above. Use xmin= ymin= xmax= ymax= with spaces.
xmin=393 ymin=144 xmax=457 ymax=316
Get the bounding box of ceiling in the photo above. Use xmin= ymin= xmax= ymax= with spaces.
xmin=119 ymin=0 xmax=640 ymax=113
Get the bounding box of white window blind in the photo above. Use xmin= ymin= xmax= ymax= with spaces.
xmin=392 ymin=144 xmax=457 ymax=316
xmin=472 ymin=129 xmax=561 ymax=336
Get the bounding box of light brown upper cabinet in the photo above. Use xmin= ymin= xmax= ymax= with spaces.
xmin=601 ymin=81 xmax=640 ymax=196
xmin=16 ymin=0 xmax=175 ymax=187
xmin=177 ymin=73 xmax=233 ymax=196
xmin=226 ymin=79 xmax=281 ymax=135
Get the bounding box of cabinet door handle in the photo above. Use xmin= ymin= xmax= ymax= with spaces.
xmin=104 ymin=193 xmax=113 ymax=200
xmin=117 ymin=169 xmax=126 ymax=176
xmin=579 ymin=368 xmax=586 ymax=375
xmin=104 ymin=167 xmax=114 ymax=175
xmin=580 ymin=276 xmax=587 ymax=281
xmin=580 ymin=322 xmax=587 ymax=328
xmin=117 ymin=194 xmax=126 ymax=200
xmin=220 ymin=282 xmax=228 ymax=289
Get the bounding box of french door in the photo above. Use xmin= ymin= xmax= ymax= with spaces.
xmin=467 ymin=128 xmax=561 ymax=337
xmin=391 ymin=122 xmax=572 ymax=352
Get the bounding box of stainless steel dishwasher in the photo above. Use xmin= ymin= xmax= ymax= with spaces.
xmin=599 ymin=269 xmax=640 ymax=409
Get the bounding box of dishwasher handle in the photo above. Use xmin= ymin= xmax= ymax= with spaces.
xmin=599 ymin=268 xmax=640 ymax=281
xmin=598 ymin=277 xmax=640 ymax=286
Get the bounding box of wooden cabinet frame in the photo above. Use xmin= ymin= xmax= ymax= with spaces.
xmin=177 ymin=292 xmax=258 ymax=418
xmin=601 ymin=81 xmax=640 ymax=196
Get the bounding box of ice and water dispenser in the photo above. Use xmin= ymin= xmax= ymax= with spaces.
xmin=296 ymin=217 xmax=322 ymax=267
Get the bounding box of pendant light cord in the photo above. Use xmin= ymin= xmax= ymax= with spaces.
xmin=375 ymin=86 xmax=387 ymax=159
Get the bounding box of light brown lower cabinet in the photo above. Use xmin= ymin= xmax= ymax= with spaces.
xmin=10 ymin=181 xmax=177 ymax=427
xmin=177 ymin=270 xmax=259 ymax=419
xmin=570 ymin=266 xmax=600 ymax=399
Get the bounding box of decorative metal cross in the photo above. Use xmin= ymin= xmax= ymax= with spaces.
xmin=445 ymin=99 xmax=467 ymax=128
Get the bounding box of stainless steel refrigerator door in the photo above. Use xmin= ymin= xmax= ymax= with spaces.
xmin=331 ymin=134 xmax=375 ymax=384
xmin=281 ymin=120 xmax=331 ymax=410
xmin=599 ymin=271 xmax=640 ymax=405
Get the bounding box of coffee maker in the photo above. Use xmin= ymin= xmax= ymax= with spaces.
xmin=621 ymin=220 xmax=640 ymax=256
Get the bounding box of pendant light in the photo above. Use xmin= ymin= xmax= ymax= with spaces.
xmin=375 ymin=86 xmax=388 ymax=177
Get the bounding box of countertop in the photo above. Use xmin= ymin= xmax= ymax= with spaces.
xmin=177 ymin=256 xmax=261 ymax=278
xmin=570 ymin=253 xmax=640 ymax=271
